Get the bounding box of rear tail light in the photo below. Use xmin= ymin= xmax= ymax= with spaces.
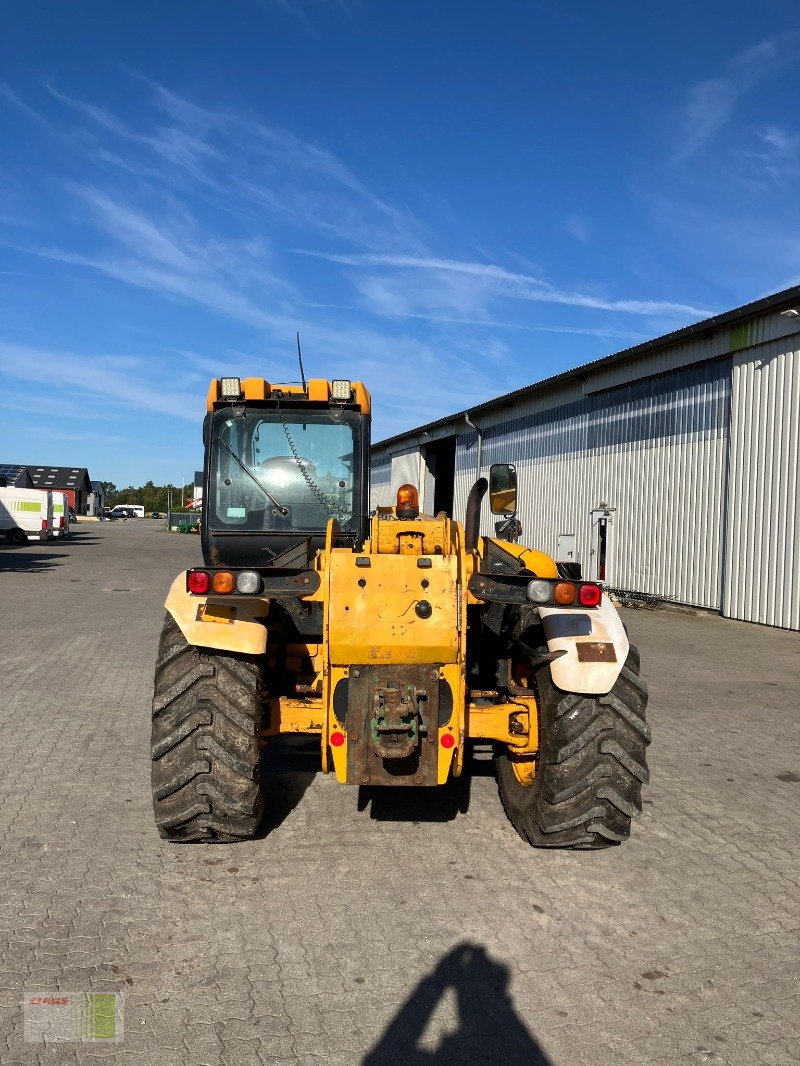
xmin=41 ymin=519 xmax=48 ymax=532
xmin=578 ymin=583 xmax=602 ymax=607
xmin=525 ymin=578 xmax=602 ymax=608
xmin=236 ymin=571 xmax=261 ymax=594
xmin=187 ymin=570 xmax=210 ymax=594
xmin=59 ymin=516 xmax=65 ymax=529
xmin=553 ymin=581 xmax=576 ymax=605
xmin=187 ymin=569 xmax=265 ymax=595
xmin=526 ymin=579 xmax=552 ymax=603
xmin=211 ymin=571 xmax=235 ymax=594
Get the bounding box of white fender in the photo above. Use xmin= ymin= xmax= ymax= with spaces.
xmin=165 ymin=573 xmax=268 ymax=655
xmin=538 ymin=593 xmax=629 ymax=695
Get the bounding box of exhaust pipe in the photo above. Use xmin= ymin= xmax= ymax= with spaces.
xmin=464 ymin=477 xmax=487 ymax=551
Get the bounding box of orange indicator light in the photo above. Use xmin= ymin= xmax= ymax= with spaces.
xmin=211 ymin=571 xmax=235 ymax=594
xmin=553 ymin=581 xmax=577 ymax=605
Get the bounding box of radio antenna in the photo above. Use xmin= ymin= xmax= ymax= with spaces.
xmin=296 ymin=332 xmax=307 ymax=391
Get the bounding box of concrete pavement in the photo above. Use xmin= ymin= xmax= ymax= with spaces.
xmin=1 ymin=521 xmax=798 ymax=1064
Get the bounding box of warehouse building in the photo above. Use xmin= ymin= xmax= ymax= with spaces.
xmin=370 ymin=286 xmax=800 ymax=631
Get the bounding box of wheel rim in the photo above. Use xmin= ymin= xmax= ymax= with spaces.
xmin=508 ymin=657 xmax=538 ymax=786
xmin=510 ymin=753 xmax=538 ymax=786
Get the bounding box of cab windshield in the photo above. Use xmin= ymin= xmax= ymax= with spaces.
xmin=209 ymin=407 xmax=361 ymax=532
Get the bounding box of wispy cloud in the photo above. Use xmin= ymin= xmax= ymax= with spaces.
xmin=673 ymin=31 xmax=800 ymax=162
xmin=565 ymin=215 xmax=590 ymax=244
xmin=4 ymin=185 xmax=295 ymax=329
xmin=296 ymin=250 xmax=711 ymax=318
xmin=45 ymin=80 xmax=423 ymax=253
xmin=0 ymin=84 xmax=49 ymax=125
xmin=741 ymin=124 xmax=800 ymax=183
xmin=5 ymin=79 xmax=711 ymax=335
xmin=0 ymin=392 xmax=117 ymax=421
xmin=1 ymin=77 xmax=717 ymax=451
xmin=0 ymin=342 xmax=202 ymax=421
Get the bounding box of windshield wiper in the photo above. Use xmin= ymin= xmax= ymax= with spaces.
xmin=217 ymin=437 xmax=289 ymax=515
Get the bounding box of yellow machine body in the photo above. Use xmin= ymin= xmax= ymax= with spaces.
xmin=167 ymin=505 xmax=545 ymax=787
xmin=153 ymin=374 xmax=647 ymax=850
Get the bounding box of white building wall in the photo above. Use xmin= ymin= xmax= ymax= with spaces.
xmin=370 ymin=315 xmax=800 ymax=628
xmin=449 ymin=360 xmax=730 ymax=609
xmin=723 ymin=338 xmax=800 ymax=629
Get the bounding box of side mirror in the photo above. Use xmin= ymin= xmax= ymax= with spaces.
xmin=489 ymin=463 xmax=517 ymax=515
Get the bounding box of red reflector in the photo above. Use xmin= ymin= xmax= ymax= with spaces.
xmin=330 ymin=731 xmax=345 ymax=747
xmin=440 ymin=733 xmax=455 ymax=749
xmin=187 ymin=570 xmax=210 ymax=594
xmin=578 ymin=583 xmax=602 ymax=607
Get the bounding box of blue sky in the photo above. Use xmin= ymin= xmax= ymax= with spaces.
xmin=1 ymin=1 xmax=798 ymax=488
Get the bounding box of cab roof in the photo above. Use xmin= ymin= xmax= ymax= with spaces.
xmin=206 ymin=377 xmax=370 ymax=414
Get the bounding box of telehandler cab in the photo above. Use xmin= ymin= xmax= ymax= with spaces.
xmin=152 ymin=376 xmax=649 ymax=847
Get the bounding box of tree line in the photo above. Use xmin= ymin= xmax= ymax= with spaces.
xmin=102 ymin=481 xmax=196 ymax=514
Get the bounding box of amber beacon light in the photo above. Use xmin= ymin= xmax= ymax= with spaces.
xmin=396 ymin=483 xmax=420 ymax=519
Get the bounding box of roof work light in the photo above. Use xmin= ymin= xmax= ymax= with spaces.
xmin=220 ymin=377 xmax=242 ymax=399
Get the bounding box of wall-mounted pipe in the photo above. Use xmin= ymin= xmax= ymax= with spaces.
xmin=464 ymin=412 xmax=483 ymax=479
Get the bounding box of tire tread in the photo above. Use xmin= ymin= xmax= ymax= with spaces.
xmin=497 ymin=643 xmax=650 ymax=849
xmin=151 ymin=614 xmax=263 ymax=842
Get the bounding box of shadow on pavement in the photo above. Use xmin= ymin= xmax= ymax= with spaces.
xmin=259 ymin=742 xmax=319 ymax=836
xmin=363 ymin=942 xmax=551 ymax=1065
xmin=0 ymin=548 xmax=67 ymax=573
xmin=358 ymin=748 xmax=497 ymax=822
xmin=0 ymin=529 xmax=102 ymax=571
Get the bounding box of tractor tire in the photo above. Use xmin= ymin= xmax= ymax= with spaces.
xmin=496 ymin=645 xmax=650 ymax=848
xmin=151 ymin=614 xmax=264 ymax=842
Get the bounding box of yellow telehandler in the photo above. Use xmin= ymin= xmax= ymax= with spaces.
xmin=152 ymin=376 xmax=649 ymax=847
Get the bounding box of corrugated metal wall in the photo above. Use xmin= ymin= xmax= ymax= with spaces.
xmin=723 ymin=340 xmax=800 ymax=629
xmin=390 ymin=448 xmax=425 ymax=499
xmin=449 ymin=360 xmax=731 ymax=609
xmin=369 ymin=318 xmax=800 ymax=629
xmin=371 ymin=453 xmax=392 ymax=508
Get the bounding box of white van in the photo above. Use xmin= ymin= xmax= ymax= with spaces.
xmin=0 ymin=487 xmax=53 ymax=544
xmin=52 ymin=492 xmax=71 ymax=538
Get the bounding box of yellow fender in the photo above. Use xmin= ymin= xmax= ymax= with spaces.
xmin=482 ymin=538 xmax=559 ymax=578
